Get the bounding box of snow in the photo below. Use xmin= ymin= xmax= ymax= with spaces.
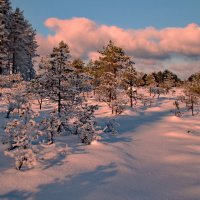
xmin=0 ymin=89 xmax=200 ymax=200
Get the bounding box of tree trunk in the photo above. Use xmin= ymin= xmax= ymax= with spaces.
xmin=191 ymin=100 xmax=194 ymax=116
xmin=12 ymin=36 xmax=17 ymax=74
xmin=58 ymin=92 xmax=61 ymax=113
xmin=58 ymin=78 xmax=61 ymax=113
xmin=38 ymin=98 xmax=43 ymax=110
xmin=130 ymin=86 xmax=133 ymax=108
xmin=12 ymin=52 xmax=16 ymax=74
xmin=6 ymin=110 xmax=11 ymax=118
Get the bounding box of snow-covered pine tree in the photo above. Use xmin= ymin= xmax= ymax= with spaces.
xmin=9 ymin=8 xmax=25 ymax=74
xmin=71 ymin=58 xmax=85 ymax=73
xmin=161 ymin=70 xmax=175 ymax=93
xmin=135 ymin=72 xmax=145 ymax=87
xmin=27 ymin=74 xmax=48 ymax=110
xmin=0 ymin=0 xmax=12 ymax=74
xmin=97 ymin=72 xmax=117 ymax=103
xmin=120 ymin=58 xmax=137 ymax=107
xmin=39 ymin=41 xmax=74 ymax=113
xmin=71 ymin=58 xmax=94 ymax=98
xmin=21 ymin=20 xmax=37 ymax=80
xmin=85 ymin=60 xmax=103 ymax=95
xmin=39 ymin=41 xmax=93 ymax=113
xmin=38 ymin=41 xmax=97 ymax=144
xmin=183 ymin=72 xmax=200 ymax=116
xmin=145 ymin=73 xmax=156 ymax=87
xmin=98 ymin=40 xmax=129 ymax=78
xmin=96 ymin=41 xmax=131 ymax=114
xmin=145 ymin=73 xmax=156 ymax=96
xmin=9 ymin=8 xmax=37 ymax=80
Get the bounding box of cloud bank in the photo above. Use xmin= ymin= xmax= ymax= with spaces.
xmin=37 ymin=17 xmax=200 ymax=79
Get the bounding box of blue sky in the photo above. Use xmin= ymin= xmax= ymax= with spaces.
xmin=11 ymin=0 xmax=200 ymax=35
xmin=10 ymin=0 xmax=200 ymax=78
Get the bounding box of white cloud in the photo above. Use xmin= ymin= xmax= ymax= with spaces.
xmin=37 ymin=17 xmax=200 ymax=78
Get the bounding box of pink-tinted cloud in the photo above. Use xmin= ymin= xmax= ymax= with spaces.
xmin=37 ymin=18 xmax=200 ymax=58
xmin=37 ymin=17 xmax=200 ymax=78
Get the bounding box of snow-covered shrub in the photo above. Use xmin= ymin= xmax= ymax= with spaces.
xmin=138 ymin=94 xmax=154 ymax=107
xmin=5 ymin=148 xmax=37 ymax=170
xmin=173 ymin=100 xmax=181 ymax=117
xmin=120 ymin=62 xmax=138 ymax=108
xmin=4 ymin=103 xmax=39 ymax=170
xmin=74 ymin=105 xmax=99 ymax=145
xmin=111 ymin=97 xmax=128 ymax=115
xmin=149 ymin=87 xmax=167 ymax=98
xmin=4 ymin=81 xmax=28 ymax=118
xmin=182 ymin=76 xmax=200 ymax=116
xmin=27 ymin=76 xmax=47 ymax=110
xmin=103 ymin=119 xmax=120 ymax=135
xmin=39 ymin=110 xmax=63 ymax=144
xmin=6 ymin=102 xmax=18 ymax=118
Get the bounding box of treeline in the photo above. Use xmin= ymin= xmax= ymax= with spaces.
xmin=0 ymin=0 xmax=37 ymax=80
xmin=37 ymin=40 xmax=198 ymax=114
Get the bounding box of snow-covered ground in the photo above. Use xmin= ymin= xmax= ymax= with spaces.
xmin=0 ymin=90 xmax=200 ymax=200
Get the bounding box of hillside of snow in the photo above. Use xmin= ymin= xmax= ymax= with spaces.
xmin=0 ymin=90 xmax=200 ymax=200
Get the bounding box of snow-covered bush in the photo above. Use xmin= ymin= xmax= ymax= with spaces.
xmin=4 ymin=103 xmax=39 ymax=170
xmin=39 ymin=110 xmax=64 ymax=144
xmin=4 ymin=81 xmax=28 ymax=118
xmin=5 ymin=148 xmax=37 ymax=170
xmin=103 ymin=119 xmax=120 ymax=135
xmin=111 ymin=96 xmax=128 ymax=115
xmin=6 ymin=102 xmax=18 ymax=118
xmin=173 ymin=100 xmax=181 ymax=117
xmin=138 ymin=94 xmax=154 ymax=107
xmin=74 ymin=105 xmax=99 ymax=144
xmin=181 ymin=76 xmax=200 ymax=116
xmin=149 ymin=87 xmax=167 ymax=98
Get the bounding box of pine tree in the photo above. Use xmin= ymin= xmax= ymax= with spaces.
xmin=183 ymin=72 xmax=200 ymax=116
xmin=0 ymin=0 xmax=12 ymax=74
xmin=40 ymin=41 xmax=94 ymax=114
xmin=71 ymin=58 xmax=85 ymax=73
xmin=121 ymin=59 xmax=137 ymax=107
xmin=38 ymin=42 xmax=96 ymax=142
xmin=145 ymin=73 xmax=156 ymax=87
xmin=85 ymin=60 xmax=103 ymax=95
xmin=0 ymin=2 xmax=37 ymax=79
xmin=28 ymin=74 xmax=47 ymax=110
xmin=22 ymin=20 xmax=37 ymax=80
xmin=145 ymin=74 xmax=156 ymax=96
xmin=9 ymin=8 xmax=25 ymax=74
xmin=161 ymin=70 xmax=175 ymax=92
xmin=99 ymin=40 xmax=129 ymax=77
xmin=9 ymin=8 xmax=37 ymax=79
xmin=97 ymin=72 xmax=117 ymax=103
xmin=97 ymin=41 xmax=131 ymax=113
xmin=40 ymin=41 xmax=73 ymax=113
